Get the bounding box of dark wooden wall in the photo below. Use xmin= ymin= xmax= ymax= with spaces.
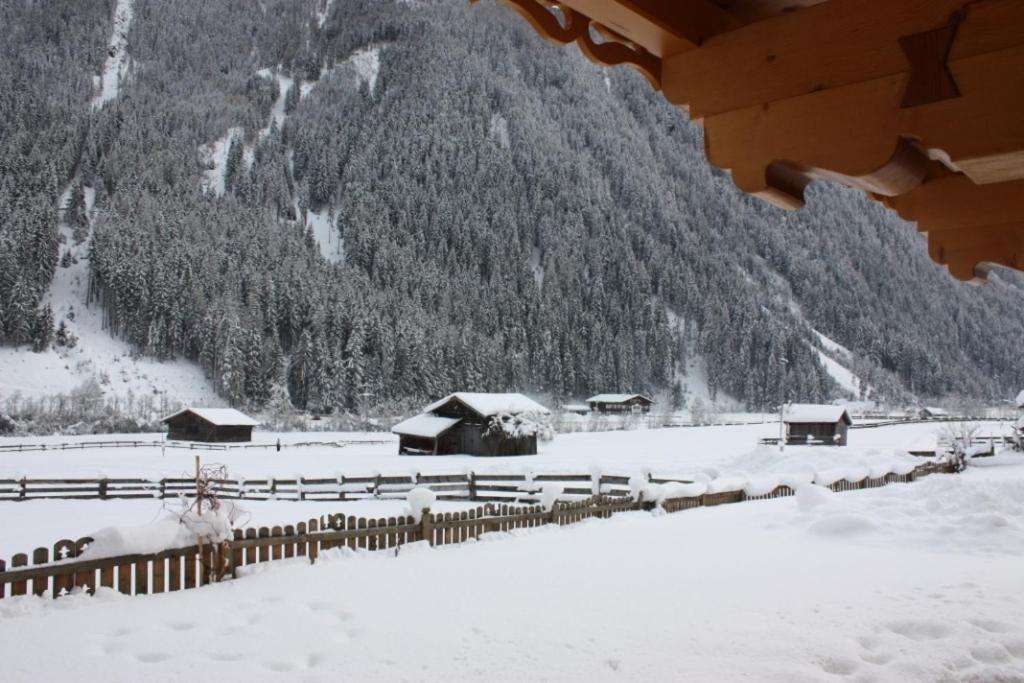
xmin=166 ymin=415 xmax=252 ymax=443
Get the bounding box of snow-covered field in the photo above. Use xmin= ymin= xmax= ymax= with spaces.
xmin=1 ymin=454 xmax=1022 ymax=682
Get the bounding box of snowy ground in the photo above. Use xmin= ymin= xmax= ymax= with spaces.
xmin=1 ymin=456 xmax=1022 ymax=681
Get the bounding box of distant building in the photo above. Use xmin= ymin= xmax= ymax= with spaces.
xmin=918 ymin=406 xmax=950 ymax=420
xmin=585 ymin=394 xmax=654 ymax=414
xmin=561 ymin=403 xmax=591 ymax=416
xmin=162 ymin=408 xmax=258 ymax=443
xmin=783 ymin=404 xmax=852 ymax=446
xmin=392 ymin=393 xmax=549 ymax=456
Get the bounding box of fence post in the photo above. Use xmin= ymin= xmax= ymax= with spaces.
xmin=469 ymin=472 xmax=477 ymax=502
xmin=19 ymin=477 xmax=26 ymax=501
xmin=549 ymin=500 xmax=559 ymax=526
xmin=421 ymin=510 xmax=434 ymax=546
xmin=99 ymin=479 xmax=108 ymax=500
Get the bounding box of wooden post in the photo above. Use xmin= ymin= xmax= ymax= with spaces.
xmin=19 ymin=477 xmax=26 ymax=501
xmin=99 ymin=479 xmax=108 ymax=500
xmin=421 ymin=510 xmax=434 ymax=546
xmin=469 ymin=472 xmax=477 ymax=501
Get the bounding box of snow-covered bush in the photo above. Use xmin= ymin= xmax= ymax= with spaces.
xmin=486 ymin=411 xmax=554 ymax=442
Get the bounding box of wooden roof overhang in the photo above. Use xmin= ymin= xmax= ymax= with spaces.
xmin=476 ymin=0 xmax=1024 ymax=282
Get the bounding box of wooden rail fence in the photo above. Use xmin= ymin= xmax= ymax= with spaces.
xmin=0 ymin=438 xmax=391 ymax=454
xmin=0 ymin=461 xmax=956 ymax=601
xmin=0 ymin=470 xmax=698 ymax=502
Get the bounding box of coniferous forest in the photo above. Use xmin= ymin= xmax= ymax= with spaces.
xmin=3 ymin=0 xmax=1024 ymax=414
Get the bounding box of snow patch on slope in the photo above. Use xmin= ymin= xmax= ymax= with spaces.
xmin=300 ymin=46 xmax=386 ymax=103
xmin=811 ymin=329 xmax=860 ymax=396
xmin=92 ymin=0 xmax=135 ymax=109
xmin=198 ymin=127 xmax=244 ymax=197
xmin=489 ymin=113 xmax=510 ymax=149
xmin=815 ymin=350 xmax=860 ymax=396
xmin=0 ymin=186 xmax=217 ymax=405
xmin=255 ymin=68 xmax=294 ymax=138
xmin=528 ymin=246 xmax=543 ymax=288
xmin=315 ymin=0 xmax=335 ymax=28
xmin=813 ymin=329 xmax=853 ymax=358
xmin=306 ymin=208 xmax=344 ymax=263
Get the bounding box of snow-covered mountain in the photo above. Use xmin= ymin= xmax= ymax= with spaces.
xmin=2 ymin=0 xmax=1024 ymax=413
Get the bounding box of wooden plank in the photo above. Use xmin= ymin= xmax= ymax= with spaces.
xmin=168 ymin=554 xmax=181 ymax=592
xmin=663 ymin=0 xmax=1024 ymax=117
xmin=308 ymin=519 xmax=320 ymax=563
xmin=284 ymin=525 xmax=295 ymax=559
xmin=100 ymin=563 xmax=114 ymax=591
xmin=258 ymin=528 xmax=270 ymax=563
xmin=135 ymin=558 xmax=148 ymax=595
xmin=271 ymin=527 xmax=284 ymax=561
xmin=346 ymin=516 xmax=358 ymax=551
xmin=117 ymin=563 xmax=132 ymax=595
xmin=74 ymin=538 xmax=93 ymax=594
xmin=184 ymin=549 xmax=198 ymax=589
xmin=31 ymin=547 xmax=49 ymax=597
xmin=296 ymin=522 xmax=308 ymax=557
xmin=10 ymin=554 xmax=28 ymax=596
xmin=152 ymin=556 xmax=165 ymax=594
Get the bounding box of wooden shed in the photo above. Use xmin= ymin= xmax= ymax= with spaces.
xmin=392 ymin=393 xmax=550 ymax=456
xmin=783 ymin=404 xmax=852 ymax=446
xmin=585 ymin=393 xmax=654 ymax=414
xmin=162 ymin=408 xmax=258 ymax=443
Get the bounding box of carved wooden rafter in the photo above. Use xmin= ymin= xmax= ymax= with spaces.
xmin=486 ymin=0 xmax=1024 ymax=282
xmin=492 ymin=0 xmax=662 ymax=88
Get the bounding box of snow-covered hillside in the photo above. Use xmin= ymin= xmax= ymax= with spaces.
xmin=0 ymin=186 xmax=217 ymax=406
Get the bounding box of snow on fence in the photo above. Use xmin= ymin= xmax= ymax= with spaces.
xmin=0 ymin=461 xmax=956 ymax=602
xmin=0 ymin=438 xmax=391 ymax=453
xmin=0 ymin=470 xmax=688 ymax=503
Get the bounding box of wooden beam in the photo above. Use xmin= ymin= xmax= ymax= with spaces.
xmin=703 ymin=42 xmax=1024 ymax=206
xmin=711 ymin=0 xmax=828 ymax=23
xmin=556 ymin=0 xmax=743 ymax=56
xmin=663 ymin=0 xmax=1024 ymax=118
xmin=879 ymin=172 xmax=1024 ymax=281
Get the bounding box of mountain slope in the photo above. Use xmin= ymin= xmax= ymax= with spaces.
xmin=2 ymin=0 xmax=1023 ymax=412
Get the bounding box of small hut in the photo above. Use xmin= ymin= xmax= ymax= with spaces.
xmin=585 ymin=393 xmax=654 ymax=414
xmin=392 ymin=393 xmax=549 ymax=456
xmin=162 ymin=408 xmax=258 ymax=443
xmin=918 ymin=406 xmax=950 ymax=420
xmin=783 ymin=404 xmax=852 ymax=446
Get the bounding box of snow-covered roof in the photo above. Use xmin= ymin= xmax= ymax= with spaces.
xmin=1015 ymin=390 xmax=1024 ymax=408
xmin=161 ymin=408 xmax=259 ymax=427
xmin=921 ymin=406 xmax=949 ymax=415
xmin=585 ymin=393 xmax=653 ymax=404
xmin=391 ymin=414 xmax=462 ymax=438
xmin=423 ymin=393 xmax=550 ymax=417
xmin=783 ymin=404 xmax=852 ymax=425
xmin=561 ymin=403 xmax=591 ymax=412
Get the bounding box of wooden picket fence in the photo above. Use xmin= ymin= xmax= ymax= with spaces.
xmin=0 ymin=461 xmax=956 ymax=602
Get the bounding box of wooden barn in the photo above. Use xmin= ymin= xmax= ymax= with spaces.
xmin=585 ymin=394 xmax=654 ymax=414
xmin=392 ymin=393 xmax=550 ymax=456
xmin=918 ymin=406 xmax=950 ymax=420
xmin=162 ymin=408 xmax=258 ymax=443
xmin=783 ymin=404 xmax=852 ymax=446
